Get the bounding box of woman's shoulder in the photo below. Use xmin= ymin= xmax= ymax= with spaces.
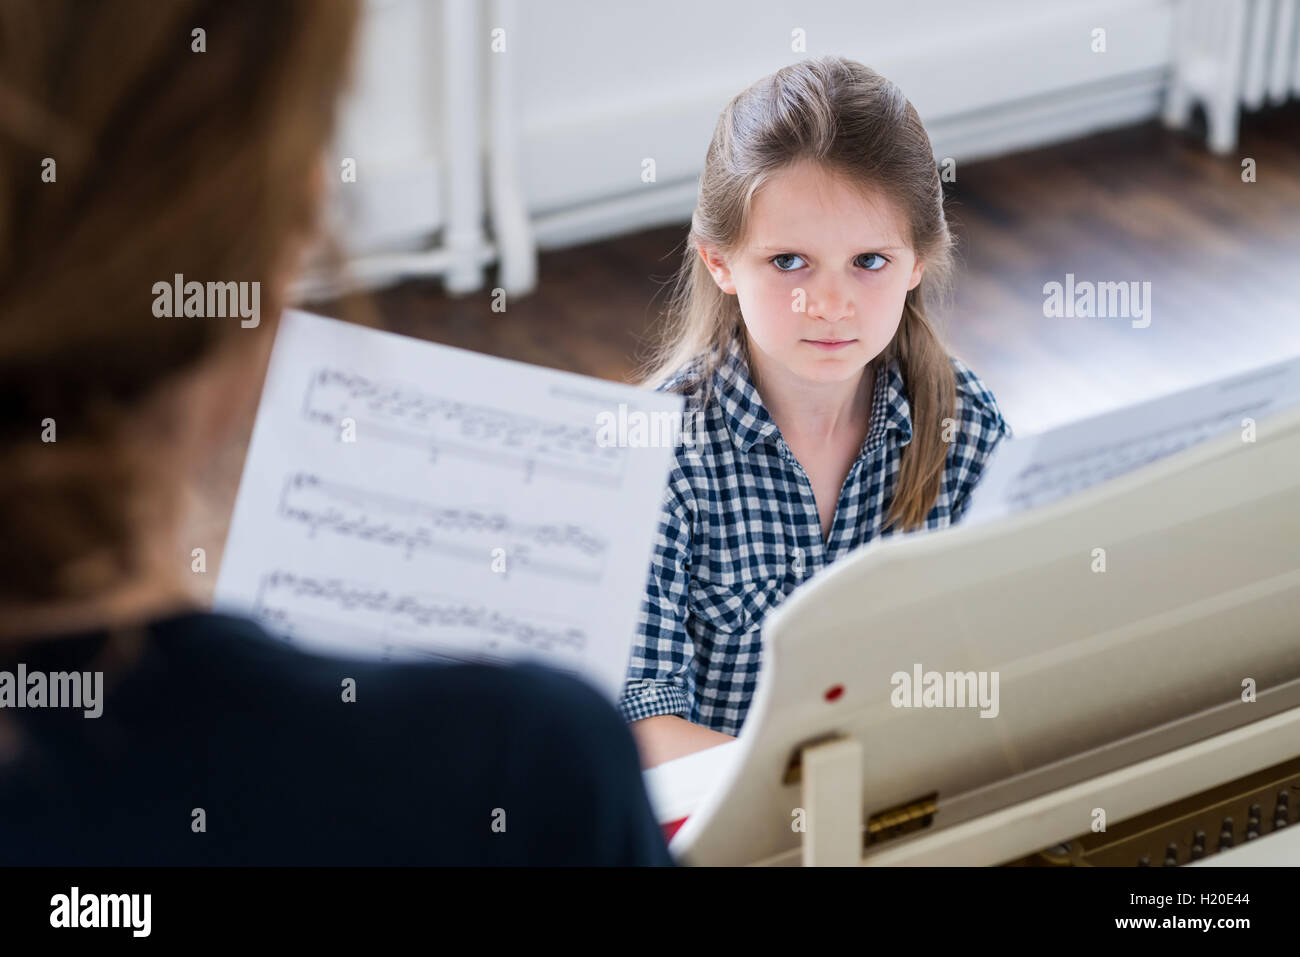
xmin=1 ymin=611 xmax=665 ymax=864
xmin=161 ymin=611 xmax=617 ymax=725
xmin=164 ymin=614 xmax=661 ymax=858
xmin=20 ymin=608 xmax=634 ymax=757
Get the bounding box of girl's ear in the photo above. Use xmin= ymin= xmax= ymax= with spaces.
xmin=907 ymin=258 xmax=925 ymax=292
xmin=697 ymin=243 xmax=737 ymax=295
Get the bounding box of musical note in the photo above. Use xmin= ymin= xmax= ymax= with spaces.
xmin=964 ymin=358 xmax=1300 ymax=525
xmin=274 ymin=472 xmax=607 ymax=581
xmin=303 ymin=368 xmax=627 ymax=487
xmin=1005 ymin=402 xmax=1270 ymax=511
xmin=255 ymin=569 xmax=588 ymax=658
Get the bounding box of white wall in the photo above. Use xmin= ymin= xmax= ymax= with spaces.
xmin=309 ymin=0 xmax=1178 ymax=293
xmin=514 ymin=0 xmax=1174 ymax=246
xmin=326 ymin=0 xmax=444 ymax=254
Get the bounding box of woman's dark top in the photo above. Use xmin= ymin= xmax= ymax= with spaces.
xmin=0 ymin=611 xmax=672 ymax=865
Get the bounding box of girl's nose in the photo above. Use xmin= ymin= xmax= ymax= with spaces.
xmin=806 ymin=284 xmax=853 ymax=323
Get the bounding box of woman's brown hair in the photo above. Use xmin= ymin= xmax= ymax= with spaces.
xmin=0 ymin=0 xmax=360 ymax=602
xmin=639 ymin=55 xmax=957 ymax=533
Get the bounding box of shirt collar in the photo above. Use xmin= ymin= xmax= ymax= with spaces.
xmin=714 ymin=335 xmax=913 ymax=456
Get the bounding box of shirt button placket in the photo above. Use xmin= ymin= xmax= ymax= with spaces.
xmin=776 ymin=437 xmax=825 ymax=575
xmin=826 ymin=454 xmax=869 ymax=562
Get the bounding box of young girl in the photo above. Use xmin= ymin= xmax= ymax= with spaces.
xmin=621 ymin=56 xmax=1013 ymax=767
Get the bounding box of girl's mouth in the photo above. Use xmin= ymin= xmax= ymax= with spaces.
xmin=803 ymin=338 xmax=856 ymax=351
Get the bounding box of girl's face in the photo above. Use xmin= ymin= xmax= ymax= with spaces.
xmin=699 ymin=159 xmax=924 ymax=387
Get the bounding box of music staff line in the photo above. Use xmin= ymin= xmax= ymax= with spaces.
xmin=258 ymin=606 xmax=513 ymax=666
xmin=275 ymin=472 xmax=608 ymax=583
xmin=302 ymin=367 xmax=629 ymax=488
xmin=252 ymin=569 xmax=589 ymax=656
xmin=1007 ymin=400 xmax=1270 ymax=501
xmin=256 ymin=607 xmax=592 ymax=691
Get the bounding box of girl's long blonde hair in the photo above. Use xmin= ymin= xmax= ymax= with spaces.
xmin=639 ymin=55 xmax=957 ymax=534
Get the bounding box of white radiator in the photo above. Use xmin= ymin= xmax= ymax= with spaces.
xmin=1165 ymin=0 xmax=1300 ymax=153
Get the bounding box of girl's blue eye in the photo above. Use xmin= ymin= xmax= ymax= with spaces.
xmin=770 ymin=252 xmax=889 ymax=272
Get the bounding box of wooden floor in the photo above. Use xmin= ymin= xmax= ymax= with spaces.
xmin=189 ymin=103 xmax=1300 ymax=599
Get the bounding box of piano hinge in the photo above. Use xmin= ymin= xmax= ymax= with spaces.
xmin=865 ymin=792 xmax=939 ymax=846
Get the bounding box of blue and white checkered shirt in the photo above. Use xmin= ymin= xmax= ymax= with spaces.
xmin=618 ymin=334 xmax=1013 ymax=736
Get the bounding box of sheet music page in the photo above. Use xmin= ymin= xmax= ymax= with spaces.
xmin=641 ymin=742 xmax=741 ymax=824
xmin=963 ymin=355 xmax=1300 ymax=525
xmin=214 ymin=310 xmax=684 ymax=699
